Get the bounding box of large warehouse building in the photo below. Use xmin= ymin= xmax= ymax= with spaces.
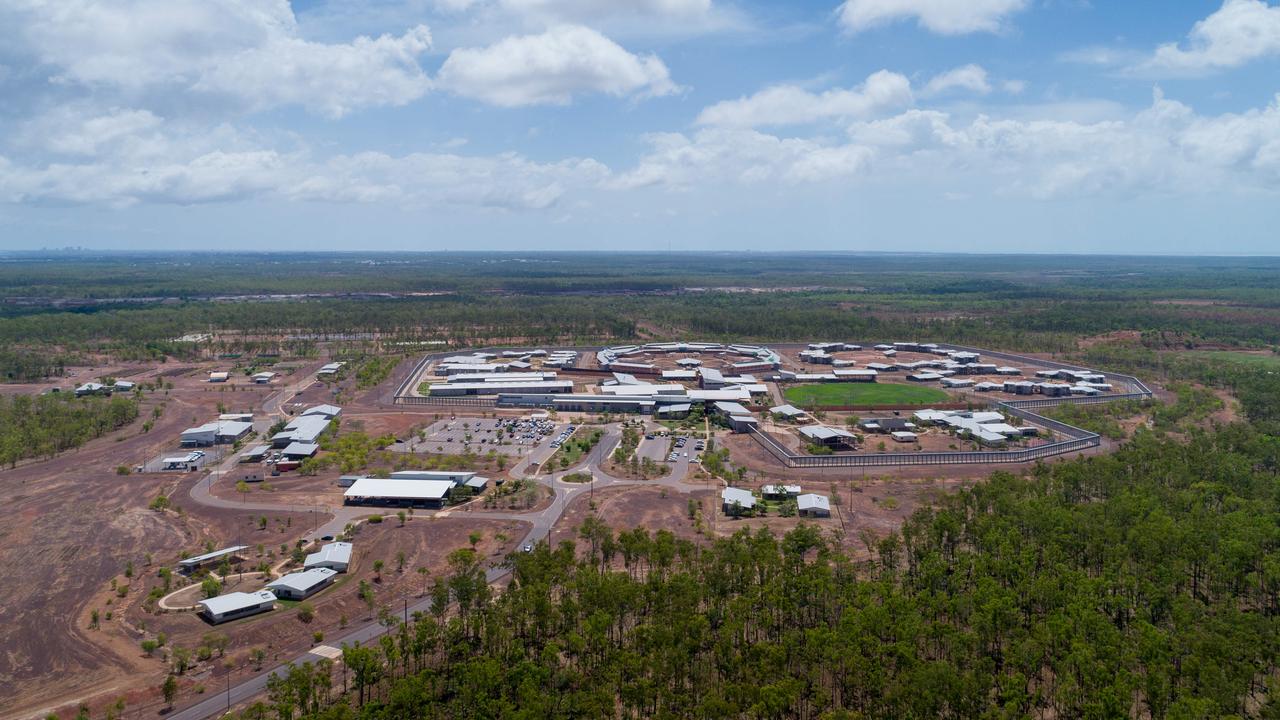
xmin=344 ymin=478 xmax=455 ymax=508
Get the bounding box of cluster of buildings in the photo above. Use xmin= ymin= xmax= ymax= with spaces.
xmin=721 ymin=485 xmax=830 ymax=518
xmin=342 ymin=470 xmax=490 ymax=508
xmin=270 ymin=404 xmax=341 ymax=450
xmin=317 ymin=361 xmax=346 ymax=376
xmin=911 ymin=409 xmax=1040 ymax=447
xmin=798 ymin=342 xmax=863 ymax=365
xmin=596 ymin=343 xmax=780 ymax=375
xmin=426 ymin=371 xmax=572 ymax=397
xmin=180 ymin=414 xmax=255 ymax=447
xmin=194 ymin=541 xmax=353 ymax=624
xmin=74 ymin=379 xmax=136 ymax=396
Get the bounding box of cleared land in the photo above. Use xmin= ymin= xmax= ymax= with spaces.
xmin=783 ymin=382 xmax=950 ymax=407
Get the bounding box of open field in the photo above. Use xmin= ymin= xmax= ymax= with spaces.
xmin=783 ymin=382 xmax=951 ymax=407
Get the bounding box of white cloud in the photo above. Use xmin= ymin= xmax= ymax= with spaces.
xmin=922 ymin=64 xmax=992 ymax=97
xmin=437 ymin=25 xmax=677 ymax=106
xmin=193 ymin=27 xmax=433 ymax=117
xmin=499 ymin=0 xmax=712 ymax=22
xmin=838 ymin=0 xmax=1028 ymax=35
xmin=695 ymin=70 xmax=912 ymax=127
xmin=4 ymin=0 xmax=433 ymax=116
xmin=621 ymin=90 xmax=1280 ymax=199
xmin=1137 ymin=0 xmax=1280 ymax=75
xmin=0 ymin=107 xmax=610 ymax=209
xmin=611 ymin=128 xmax=873 ymax=189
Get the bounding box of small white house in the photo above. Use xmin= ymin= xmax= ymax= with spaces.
xmin=304 ymin=542 xmax=353 ymax=572
xmin=721 ymin=487 xmax=756 ymax=515
xmin=797 ymin=494 xmax=831 ymax=518
xmin=198 ymin=590 xmax=276 ymax=624
xmin=761 ymin=484 xmax=801 ymax=500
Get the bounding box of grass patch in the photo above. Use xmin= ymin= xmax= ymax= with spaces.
xmin=783 ymin=382 xmax=950 ymax=407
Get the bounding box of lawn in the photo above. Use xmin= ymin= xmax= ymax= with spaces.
xmin=783 ymin=382 xmax=951 ymax=407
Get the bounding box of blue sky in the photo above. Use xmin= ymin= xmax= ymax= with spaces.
xmin=1 ymin=0 xmax=1278 ymax=254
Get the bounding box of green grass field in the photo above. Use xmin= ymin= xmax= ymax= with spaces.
xmin=783 ymin=382 xmax=951 ymax=407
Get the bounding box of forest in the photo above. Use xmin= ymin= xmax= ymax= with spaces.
xmin=0 ymin=392 xmax=140 ymax=467
xmin=227 ymin=419 xmax=1280 ymax=720
xmin=5 ymin=252 xmax=1280 ymax=383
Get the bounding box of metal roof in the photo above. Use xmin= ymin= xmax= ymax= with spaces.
xmin=199 ymin=590 xmax=276 ymax=616
xmin=344 ymin=478 xmax=452 ymax=500
xmin=302 ymin=404 xmax=342 ymax=418
xmin=179 ymin=545 xmax=247 ymax=568
xmin=721 ymin=487 xmax=756 ymax=509
xmin=305 ymin=542 xmax=353 ymax=568
xmin=282 ymin=442 xmax=319 ymax=457
xmin=266 ymin=568 xmax=337 ymax=594
xmin=799 ymin=425 xmax=855 ymax=441
xmin=713 ymin=401 xmax=751 ymax=416
xmin=797 ymin=493 xmax=830 ymax=511
xmin=769 ymin=404 xmax=805 ymax=417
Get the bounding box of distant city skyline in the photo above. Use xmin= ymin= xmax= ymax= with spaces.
xmin=1 ymin=0 xmax=1278 ymax=253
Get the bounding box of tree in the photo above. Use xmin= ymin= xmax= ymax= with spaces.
xmin=161 ymin=675 xmax=178 ymax=708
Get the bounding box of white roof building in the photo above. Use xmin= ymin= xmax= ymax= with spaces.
xmin=266 ymin=568 xmax=338 ymax=600
xmin=179 ymin=545 xmax=247 ymax=570
xmin=799 ymin=425 xmax=856 ymax=443
xmin=797 ymin=493 xmax=831 ymax=517
xmin=721 ymin=487 xmax=756 ymax=512
xmin=762 ymin=484 xmax=802 ymax=496
xmin=281 ymin=442 xmax=319 ymax=459
xmin=344 ymin=478 xmax=453 ymax=506
xmin=769 ymin=404 xmax=806 ymax=419
xmin=302 ymin=404 xmax=342 ymax=419
xmin=198 ymin=590 xmax=276 ymax=624
xmin=304 ymin=542 xmax=353 ymax=572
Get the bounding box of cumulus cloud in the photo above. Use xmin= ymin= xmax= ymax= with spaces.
xmin=621 ymin=90 xmax=1280 ymax=199
xmin=611 ymin=128 xmax=874 ymax=189
xmin=1136 ymin=0 xmax=1280 ymax=75
xmin=4 ymin=0 xmax=433 ymax=116
xmin=695 ymin=70 xmax=912 ymax=128
xmin=838 ymin=0 xmax=1028 ymax=35
xmin=437 ymin=25 xmax=677 ymax=106
xmin=922 ymin=64 xmax=992 ymax=97
xmin=0 ymin=107 xmax=610 ymax=209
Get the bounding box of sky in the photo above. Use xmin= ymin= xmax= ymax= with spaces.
xmin=0 ymin=0 xmax=1278 ymax=254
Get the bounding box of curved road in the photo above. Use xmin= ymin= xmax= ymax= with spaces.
xmin=173 ymin=383 xmax=711 ymax=720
